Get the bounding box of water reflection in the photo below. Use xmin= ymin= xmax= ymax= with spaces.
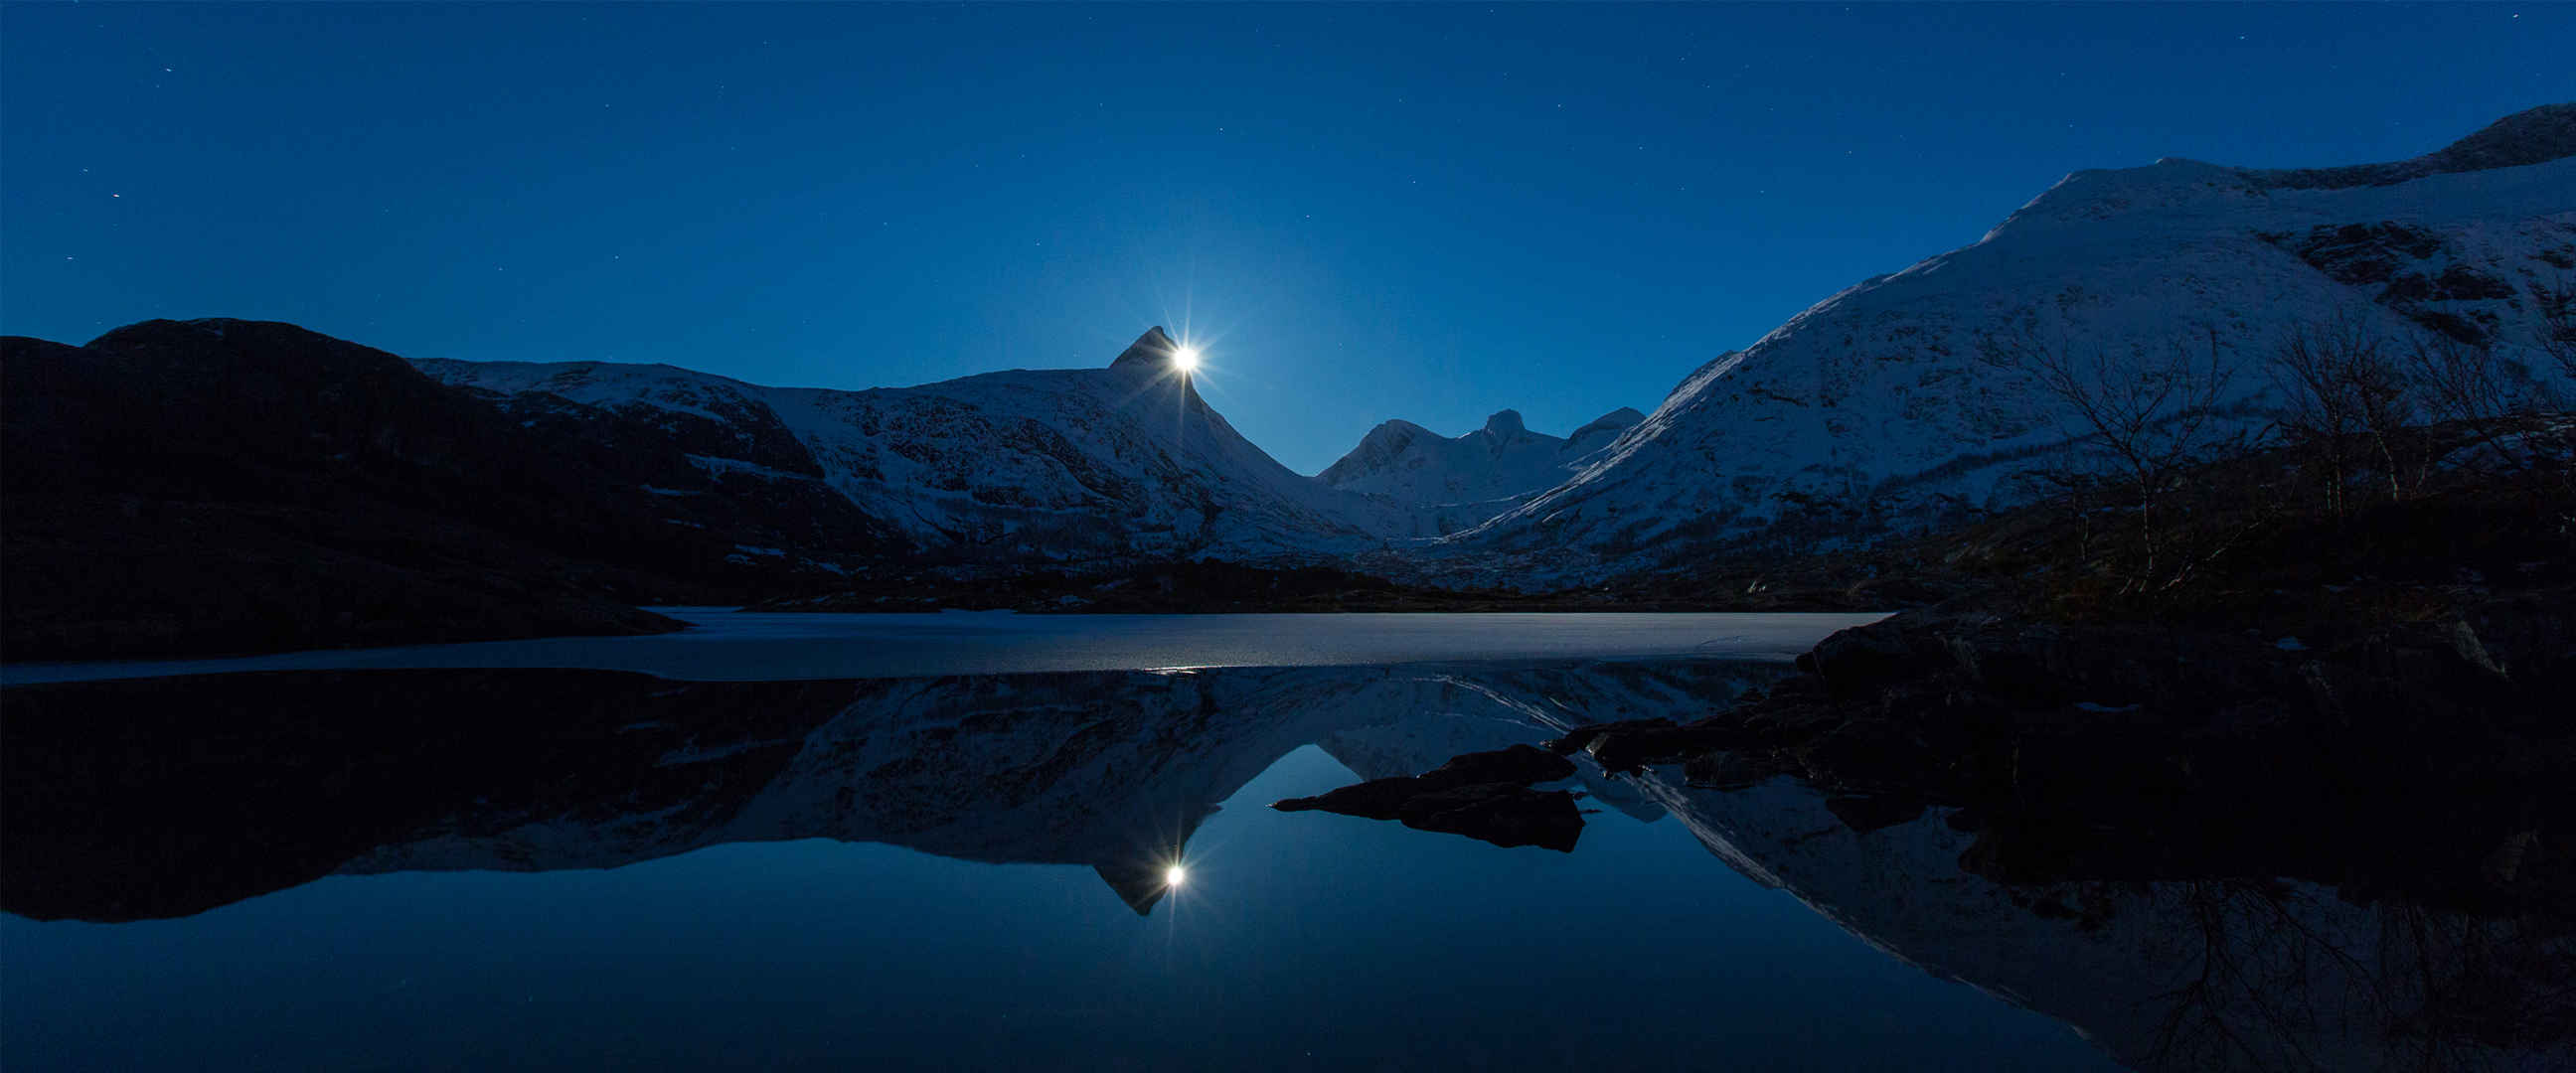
xmin=1628 ymin=773 xmax=2574 ymax=1071
xmin=0 ymin=661 xmax=1781 ymax=923
xmin=5 ymin=660 xmax=2566 ymax=1071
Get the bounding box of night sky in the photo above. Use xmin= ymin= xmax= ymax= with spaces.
xmin=3 ymin=3 xmax=2565 ymax=473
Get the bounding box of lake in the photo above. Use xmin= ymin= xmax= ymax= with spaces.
xmin=2 ymin=613 xmax=2548 ymax=1070
xmin=0 ymin=608 xmax=1891 ymax=685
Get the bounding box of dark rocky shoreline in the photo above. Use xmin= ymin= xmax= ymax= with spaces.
xmin=1285 ymin=594 xmax=2575 ymax=920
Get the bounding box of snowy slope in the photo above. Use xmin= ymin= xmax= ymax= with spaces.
xmin=1316 ymin=406 xmax=1643 ymax=533
xmin=419 ymin=328 xmax=1444 ymax=562
xmin=1448 ymin=104 xmax=2576 ymax=581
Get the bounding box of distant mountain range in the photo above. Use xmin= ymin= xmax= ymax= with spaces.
xmin=417 ymin=326 xmax=1453 ymax=561
xmin=412 ymin=99 xmax=2576 ymax=587
xmin=1317 ymin=406 xmax=1643 ymax=530
xmin=4 ymin=104 xmax=2571 ymax=654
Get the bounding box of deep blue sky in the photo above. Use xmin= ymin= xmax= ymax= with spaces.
xmin=3 ymin=3 xmax=2566 ymax=473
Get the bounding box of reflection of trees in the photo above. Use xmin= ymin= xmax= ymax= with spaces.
xmin=2381 ymin=902 xmax=2576 ymax=1069
xmin=2126 ymin=879 xmax=2573 ymax=1071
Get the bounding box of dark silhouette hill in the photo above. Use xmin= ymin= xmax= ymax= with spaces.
xmin=1 ymin=319 xmax=899 ymax=659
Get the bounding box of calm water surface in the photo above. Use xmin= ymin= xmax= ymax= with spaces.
xmin=0 ymin=608 xmax=1888 ymax=684
xmin=4 ymin=614 xmax=2543 ymax=1070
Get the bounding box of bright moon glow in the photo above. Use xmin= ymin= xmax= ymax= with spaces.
xmin=1165 ymin=864 xmax=1188 ymax=887
xmin=1172 ymin=347 xmax=1201 ymax=373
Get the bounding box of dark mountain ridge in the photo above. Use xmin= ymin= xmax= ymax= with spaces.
xmin=1 ymin=319 xmax=901 ymax=660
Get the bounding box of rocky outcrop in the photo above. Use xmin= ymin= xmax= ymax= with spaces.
xmin=1271 ymin=744 xmax=1583 ymax=850
xmin=1530 ymin=597 xmax=2576 ymax=912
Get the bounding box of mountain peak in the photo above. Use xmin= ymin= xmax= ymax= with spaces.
xmin=1093 ymin=862 xmax=1173 ymax=916
xmin=1107 ymin=326 xmax=1181 ymax=373
xmin=2425 ymin=102 xmax=2576 ymax=171
xmin=1367 ymin=417 xmax=1433 ymax=443
xmin=1565 ymin=406 xmax=1646 ymax=446
xmin=1989 ymin=104 xmax=2576 ymax=239
xmin=1318 ymin=403 xmax=1643 ymax=508
xmin=2247 ymin=101 xmax=2576 ymax=191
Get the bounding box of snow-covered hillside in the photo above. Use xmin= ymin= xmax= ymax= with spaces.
xmin=1316 ymin=406 xmax=1643 ymax=533
xmin=419 ymin=328 xmax=1444 ymax=562
xmin=1446 ymin=103 xmax=2576 ymax=581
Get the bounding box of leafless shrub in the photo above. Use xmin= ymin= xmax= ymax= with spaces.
xmin=1981 ymin=320 xmax=2250 ymax=593
xmin=2532 ymin=273 xmax=2576 ymax=389
xmin=2400 ymin=329 xmax=2555 ymax=478
xmin=2401 ymin=332 xmax=2523 ymax=429
xmin=2269 ymin=314 xmax=2423 ymax=514
xmin=2271 ymin=308 xmax=2565 ymax=515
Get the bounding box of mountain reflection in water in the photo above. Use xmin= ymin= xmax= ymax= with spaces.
xmin=4 ymin=660 xmax=2567 ymax=1071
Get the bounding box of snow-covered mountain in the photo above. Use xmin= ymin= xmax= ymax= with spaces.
xmin=1316 ymin=406 xmax=1643 ymax=533
xmin=418 ymin=328 xmax=1442 ymax=563
xmin=91 ymin=107 xmax=2569 ymax=588
xmin=1446 ymin=103 xmax=2576 ymax=581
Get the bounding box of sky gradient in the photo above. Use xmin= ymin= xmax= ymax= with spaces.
xmin=3 ymin=3 xmax=2568 ymax=473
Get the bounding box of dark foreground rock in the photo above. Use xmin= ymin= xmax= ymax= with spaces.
xmin=1533 ymin=595 xmax=2576 ymax=915
xmin=1392 ymin=785 xmax=1582 ymax=851
xmin=1272 ymin=744 xmax=1582 ymax=850
xmin=1547 ymin=717 xmax=1742 ymax=773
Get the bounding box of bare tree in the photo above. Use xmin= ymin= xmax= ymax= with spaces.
xmin=2268 ymin=315 xmax=2422 ymax=514
xmin=2273 ymin=305 xmax=2567 ymax=512
xmin=2533 ymin=273 xmax=2576 ymax=390
xmin=2399 ymin=328 xmax=2552 ymax=477
xmin=1983 ymin=319 xmax=2245 ymax=593
xmin=2401 ymin=332 xmax=2517 ymax=427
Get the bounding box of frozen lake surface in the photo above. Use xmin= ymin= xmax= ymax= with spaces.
xmin=0 ymin=608 xmax=1888 ymax=684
